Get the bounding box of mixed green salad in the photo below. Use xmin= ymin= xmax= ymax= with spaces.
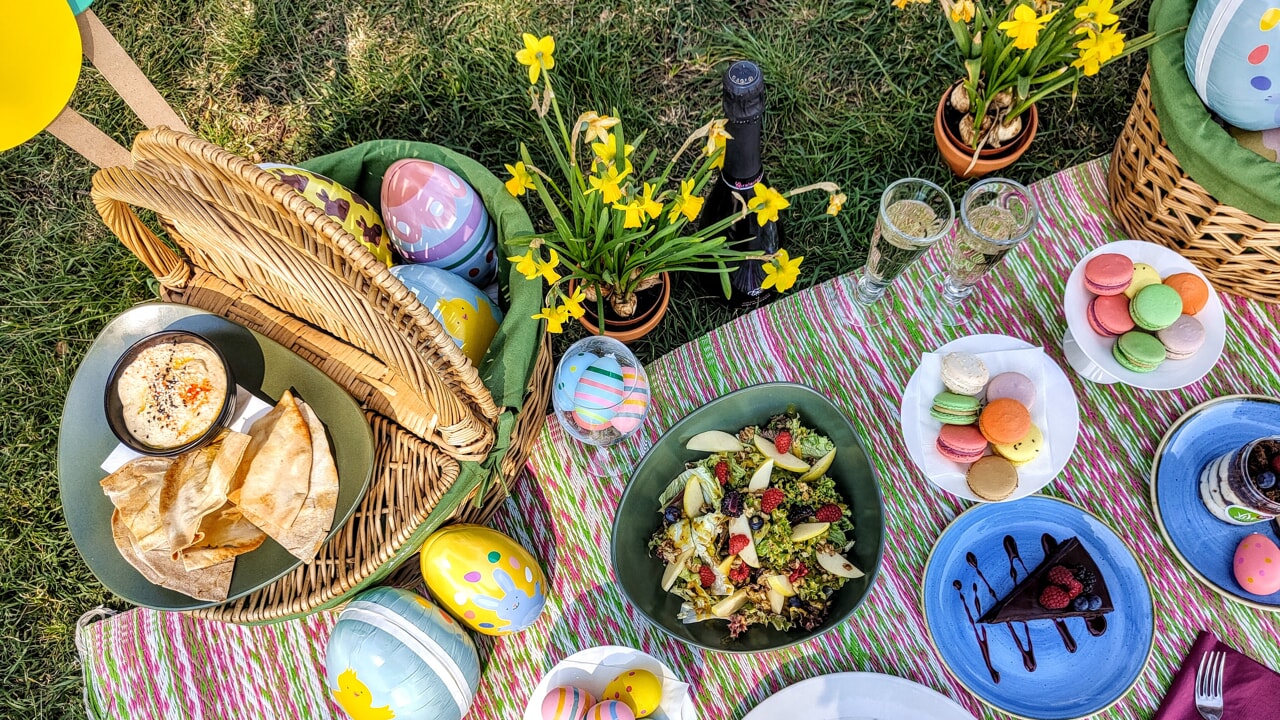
xmin=648 ymin=411 xmax=863 ymax=640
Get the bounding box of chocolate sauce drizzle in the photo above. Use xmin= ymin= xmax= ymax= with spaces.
xmin=953 ymin=534 xmax=1108 ymax=684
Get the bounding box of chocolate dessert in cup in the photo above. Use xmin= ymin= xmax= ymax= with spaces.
xmin=1200 ymin=436 xmax=1280 ymax=525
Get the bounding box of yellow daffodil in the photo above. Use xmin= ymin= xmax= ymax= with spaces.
xmin=535 ymin=248 xmax=562 ymax=283
xmin=950 ymin=0 xmax=976 ymax=22
xmin=508 ymin=249 xmax=539 ymax=279
xmin=999 ymin=5 xmax=1050 ymax=50
xmin=748 ymin=184 xmax=791 ymax=225
xmin=532 ymin=304 xmax=570 ymax=333
xmin=761 ymin=248 xmax=803 ymax=293
xmin=639 ymin=182 xmax=663 ymax=220
xmin=893 ymin=0 xmax=909 ymax=8
xmin=591 ymin=132 xmax=635 ymax=170
xmin=1073 ymin=0 xmax=1118 ymax=27
xmin=703 ymin=120 xmax=732 ymax=169
xmin=579 ymin=112 xmax=619 ymax=145
xmin=669 ymin=178 xmax=705 ymax=223
xmin=587 ymin=165 xmax=629 ymax=204
xmin=504 ymin=161 xmax=535 ymax=197
xmin=515 ymin=33 xmax=555 ymax=85
xmin=613 ymin=199 xmax=646 ymax=229
xmin=560 ymin=287 xmax=587 ymax=319
xmin=1072 ymin=25 xmax=1124 ymax=75
xmin=826 ymin=193 xmax=847 ymax=216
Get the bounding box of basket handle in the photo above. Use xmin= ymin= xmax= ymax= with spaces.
xmin=91 ymin=167 xmax=191 ymax=287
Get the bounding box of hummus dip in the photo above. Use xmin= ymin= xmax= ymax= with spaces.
xmin=117 ymin=341 xmax=228 ymax=449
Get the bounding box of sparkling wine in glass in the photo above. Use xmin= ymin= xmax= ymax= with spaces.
xmin=846 ymin=178 xmax=954 ymax=327
xmin=933 ymin=178 xmax=1038 ymax=327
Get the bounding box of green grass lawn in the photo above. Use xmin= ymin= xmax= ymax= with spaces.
xmin=0 ymin=0 xmax=1147 ymax=715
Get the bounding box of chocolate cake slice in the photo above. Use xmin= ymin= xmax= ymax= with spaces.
xmin=979 ymin=536 xmax=1113 ymax=625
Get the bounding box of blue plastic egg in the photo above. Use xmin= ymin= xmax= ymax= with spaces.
xmin=324 ymin=587 xmax=480 ymax=720
xmin=382 ymin=159 xmax=498 ymax=285
xmin=389 ymin=264 xmax=503 ymax=367
xmin=572 ymin=356 xmax=625 ymax=429
xmin=554 ymin=351 xmax=600 ymax=410
xmin=1186 ymin=0 xmax=1280 ymax=130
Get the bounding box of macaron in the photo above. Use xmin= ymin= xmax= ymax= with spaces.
xmin=1087 ymin=294 xmax=1136 ymax=338
xmin=1129 ymin=283 xmax=1183 ymax=331
xmin=1113 ymin=330 xmax=1166 ymax=373
xmin=992 ymin=423 xmax=1044 ymax=466
xmin=1124 ymin=262 xmax=1162 ymax=299
xmin=966 ymin=455 xmax=1020 ymax=501
xmin=985 ymin=372 xmax=1036 ymax=409
xmin=1163 ymin=272 xmax=1210 ymax=314
xmin=1157 ymin=314 xmax=1206 ymax=360
xmin=941 ymin=352 xmax=989 ymax=396
xmin=978 ymin=398 xmax=1032 ymax=445
xmin=1083 ymin=253 xmax=1134 ymax=295
xmin=936 ymin=424 xmax=989 ymax=464
xmin=931 ymin=391 xmax=981 ymax=425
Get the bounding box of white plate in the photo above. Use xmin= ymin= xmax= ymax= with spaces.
xmin=744 ymin=672 xmax=975 ymax=720
xmin=900 ymin=334 xmax=1080 ymax=503
xmin=1062 ymin=239 xmax=1226 ymax=389
xmin=520 ymin=645 xmax=697 ymax=720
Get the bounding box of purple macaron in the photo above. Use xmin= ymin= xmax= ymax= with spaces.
xmin=985 ymin=371 xmax=1036 ymax=410
xmin=1157 ymin=314 xmax=1205 ymax=360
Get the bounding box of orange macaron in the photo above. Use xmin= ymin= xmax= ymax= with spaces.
xmin=1163 ymin=272 xmax=1209 ymax=314
xmin=978 ymin=398 xmax=1032 ymax=445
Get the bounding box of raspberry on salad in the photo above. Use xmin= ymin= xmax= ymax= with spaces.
xmin=815 ymin=504 xmax=842 ymax=523
xmin=760 ymin=488 xmax=785 ymax=513
xmin=788 ymin=562 xmax=809 ymax=584
xmin=728 ymin=534 xmax=750 ymax=556
xmin=774 ymin=430 xmax=793 ymax=455
xmin=714 ymin=460 xmax=729 ymax=485
xmin=728 ymin=560 xmax=750 ymax=583
xmin=698 ymin=564 xmax=715 ymax=587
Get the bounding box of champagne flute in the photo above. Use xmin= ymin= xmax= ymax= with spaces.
xmin=932 ymin=178 xmax=1038 ymax=327
xmin=846 ymin=178 xmax=954 ymax=327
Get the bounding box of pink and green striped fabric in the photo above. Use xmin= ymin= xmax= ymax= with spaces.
xmin=78 ymin=157 xmax=1280 ymax=719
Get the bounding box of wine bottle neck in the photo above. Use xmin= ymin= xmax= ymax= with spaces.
xmin=722 ymin=116 xmax=763 ymax=187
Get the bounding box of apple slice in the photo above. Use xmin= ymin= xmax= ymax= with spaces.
xmin=798 ymin=448 xmax=837 ymax=481
xmin=662 ymin=549 xmax=693 ymax=591
xmin=686 ymin=430 xmax=743 ymax=453
xmin=747 ymin=459 xmax=774 ymax=490
xmin=765 ymin=574 xmax=797 ymax=597
xmin=791 ymin=522 xmax=830 ymax=542
xmin=753 ymin=435 xmax=810 ymax=473
xmin=729 ymin=515 xmax=760 ymax=568
xmin=717 ymin=554 xmax=736 ymax=577
xmin=816 ymin=550 xmax=865 ymax=579
xmin=683 ymin=473 xmax=705 ymax=518
xmin=767 ymin=587 xmax=785 ymax=614
xmin=711 ymin=589 xmax=749 ymax=618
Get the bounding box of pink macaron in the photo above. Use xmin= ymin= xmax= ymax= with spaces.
xmin=936 ymin=424 xmax=988 ymax=464
xmin=1087 ymin=294 xmax=1136 ymax=338
xmin=985 ymin=372 xmax=1036 ymax=410
xmin=1157 ymin=314 xmax=1206 ymax=360
xmin=1083 ymin=253 xmax=1135 ymax=295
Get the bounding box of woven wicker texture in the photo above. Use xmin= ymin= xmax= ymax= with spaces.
xmin=91 ymin=128 xmax=501 ymax=461
xmin=1109 ymin=71 xmax=1280 ymax=304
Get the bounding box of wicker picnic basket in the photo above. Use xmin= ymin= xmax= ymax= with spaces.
xmin=89 ymin=127 xmax=553 ymax=623
xmin=1109 ymin=73 xmax=1280 ymax=304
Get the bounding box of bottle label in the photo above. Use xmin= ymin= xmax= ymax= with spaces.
xmin=1226 ymin=505 xmax=1273 ymax=524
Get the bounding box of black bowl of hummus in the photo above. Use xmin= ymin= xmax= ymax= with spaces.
xmin=104 ymin=330 xmax=237 ymax=456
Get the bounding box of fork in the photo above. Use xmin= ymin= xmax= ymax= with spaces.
xmin=1195 ymin=650 xmax=1227 ymax=720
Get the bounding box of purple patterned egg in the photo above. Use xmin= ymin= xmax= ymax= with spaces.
xmin=381 ymin=159 xmax=497 ymax=285
xmin=609 ymin=367 xmax=650 ymax=434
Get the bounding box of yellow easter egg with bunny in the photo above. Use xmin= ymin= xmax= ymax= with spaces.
xmin=420 ymin=524 xmax=547 ymax=635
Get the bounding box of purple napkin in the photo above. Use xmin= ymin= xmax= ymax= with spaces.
xmin=1154 ymin=631 xmax=1280 ymax=720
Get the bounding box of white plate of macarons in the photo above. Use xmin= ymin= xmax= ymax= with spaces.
xmin=900 ymin=334 xmax=1081 ymax=503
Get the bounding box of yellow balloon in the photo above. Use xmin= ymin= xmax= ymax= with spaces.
xmin=0 ymin=0 xmax=82 ymax=152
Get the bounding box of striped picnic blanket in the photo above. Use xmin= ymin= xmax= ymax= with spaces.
xmin=78 ymin=157 xmax=1280 ymax=720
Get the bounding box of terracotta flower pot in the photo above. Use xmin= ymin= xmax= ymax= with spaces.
xmin=934 ymin=84 xmax=1038 ymax=179
xmin=574 ymin=272 xmax=672 ymax=343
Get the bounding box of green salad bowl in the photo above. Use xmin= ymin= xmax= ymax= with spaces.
xmin=610 ymin=382 xmax=884 ymax=653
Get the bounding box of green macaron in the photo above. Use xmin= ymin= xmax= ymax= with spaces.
xmin=931 ymin=391 xmax=981 ymax=425
xmin=1113 ymin=331 xmax=1166 ymax=373
xmin=1129 ymin=283 xmax=1183 ymax=331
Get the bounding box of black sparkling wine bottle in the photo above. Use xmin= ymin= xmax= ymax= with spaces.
xmin=698 ymin=60 xmax=785 ymax=307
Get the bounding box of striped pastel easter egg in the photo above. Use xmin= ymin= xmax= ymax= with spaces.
xmin=609 ymin=367 xmax=650 ymax=434
xmin=586 ymin=700 xmax=636 ymax=720
xmin=554 ymin=352 xmax=600 ymax=411
xmin=541 ymin=686 xmax=595 ymax=720
xmin=573 ymin=356 xmax=626 ymax=410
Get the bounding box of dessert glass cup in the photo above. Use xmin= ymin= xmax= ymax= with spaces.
xmin=1199 ymin=436 xmax=1280 ymax=525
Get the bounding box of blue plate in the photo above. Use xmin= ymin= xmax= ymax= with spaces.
xmin=922 ymin=496 xmax=1153 ymax=720
xmin=1151 ymin=395 xmax=1280 ymax=611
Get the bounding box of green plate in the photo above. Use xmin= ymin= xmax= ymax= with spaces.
xmin=59 ymin=302 xmax=375 ymax=610
xmin=611 ymin=382 xmax=885 ymax=653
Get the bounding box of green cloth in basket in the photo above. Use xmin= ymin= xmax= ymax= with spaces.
xmin=1150 ymin=0 xmax=1280 ymax=222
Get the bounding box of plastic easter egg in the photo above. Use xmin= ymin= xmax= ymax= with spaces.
xmin=389 ymin=264 xmax=503 ymax=366
xmin=324 ymin=587 xmax=479 ymax=720
xmin=420 ymin=524 xmax=547 ymax=635
xmin=382 ymin=159 xmax=498 ymax=285
xmin=586 ymin=701 xmax=636 ymax=720
xmin=574 ymin=356 xmax=626 ymax=409
xmin=1234 ymin=533 xmax=1280 ymax=595
xmin=609 ymin=367 xmax=650 ymax=435
xmin=1185 ymin=0 xmax=1280 ymax=130
xmin=541 ymin=686 xmax=596 ymax=720
xmin=602 ymin=669 xmax=662 ymax=718
xmin=259 ymin=164 xmax=394 ymax=266
xmin=554 ymin=351 xmax=600 ymax=410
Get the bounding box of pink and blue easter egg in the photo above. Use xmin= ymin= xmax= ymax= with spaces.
xmin=586 ymin=700 xmax=636 ymax=720
xmin=541 ymin=686 xmax=596 ymax=720
xmin=381 ymin=159 xmax=497 ymax=285
xmin=554 ymin=351 xmax=600 ymax=411
xmin=609 ymin=366 xmax=650 ymax=435
xmin=389 ymin=264 xmax=504 ymax=366
xmin=571 ymin=356 xmax=626 ymax=429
